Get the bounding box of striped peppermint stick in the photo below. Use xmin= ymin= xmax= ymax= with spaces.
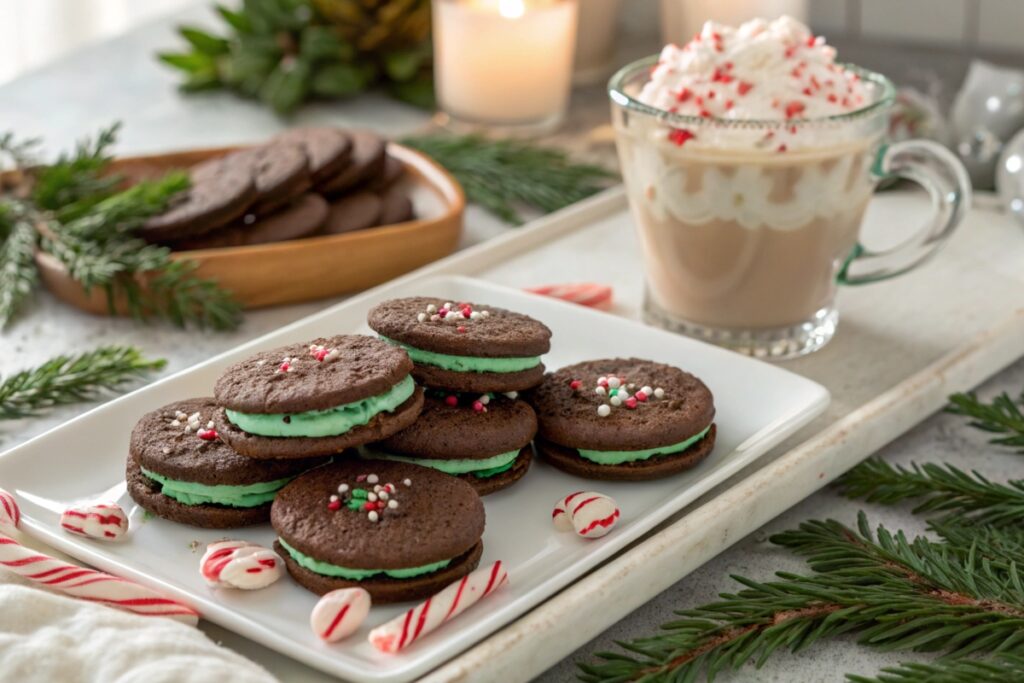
xmin=0 ymin=488 xmax=199 ymax=624
xmin=369 ymin=561 xmax=508 ymax=654
xmin=524 ymin=283 xmax=613 ymax=310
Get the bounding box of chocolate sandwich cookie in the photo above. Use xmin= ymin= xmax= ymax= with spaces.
xmin=529 ymin=359 xmax=716 ymax=480
xmin=367 ymin=297 xmax=552 ymax=393
xmin=140 ymin=156 xmax=257 ymax=242
xmin=318 ymin=130 xmax=386 ymax=196
xmin=323 ymin=192 xmax=382 ymax=235
xmin=127 ymin=398 xmax=325 ymax=528
xmin=272 ymin=459 xmax=485 ymax=602
xmin=368 ymin=155 xmax=405 ymax=191
xmin=231 ymin=142 xmax=311 ymax=215
xmin=273 ymin=127 xmax=352 ymax=184
xmin=377 ymin=185 xmax=414 ymax=225
xmin=214 ymin=335 xmax=424 ymax=459
xmin=369 ymin=391 xmax=535 ymax=495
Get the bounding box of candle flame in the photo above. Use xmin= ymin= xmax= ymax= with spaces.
xmin=498 ymin=0 xmax=525 ymax=19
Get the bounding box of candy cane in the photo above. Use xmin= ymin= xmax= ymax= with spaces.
xmin=525 ymin=283 xmax=613 ymax=310
xmin=369 ymin=561 xmax=508 ymax=654
xmin=200 ymin=540 xmax=282 ymax=590
xmin=0 ymin=488 xmax=198 ymax=624
xmin=60 ymin=503 xmax=128 ymax=541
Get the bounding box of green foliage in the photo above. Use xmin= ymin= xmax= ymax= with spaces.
xmin=400 ymin=134 xmax=616 ymax=225
xmin=32 ymin=123 xmax=121 ymax=215
xmin=159 ymin=0 xmax=432 ymax=115
xmin=0 ymin=205 xmax=38 ymax=329
xmin=0 ymin=345 xmax=165 ymax=420
xmin=848 ymin=653 xmax=1024 ymax=683
xmin=947 ymin=390 xmax=1024 ymax=454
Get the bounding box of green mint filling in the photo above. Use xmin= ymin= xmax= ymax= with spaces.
xmin=379 ymin=336 xmax=540 ymax=373
xmin=364 ymin=448 xmax=520 ymax=478
xmin=578 ymin=425 xmax=713 ymax=465
xmin=277 ymin=537 xmax=452 ymax=580
xmin=140 ymin=467 xmax=293 ymax=507
xmin=225 ymin=375 xmax=414 ymax=438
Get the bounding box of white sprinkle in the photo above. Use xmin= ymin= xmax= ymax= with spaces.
xmin=189 ymin=412 xmax=200 ymax=420
xmin=608 ymin=377 xmax=621 ymax=389
xmin=595 ymin=386 xmax=606 ymax=396
xmin=597 ymin=376 xmax=607 ymax=384
xmin=417 ymin=313 xmax=427 ymax=323
xmin=184 ymin=425 xmax=193 ymax=433
xmin=256 ymin=359 xmax=266 ymax=367
xmin=367 ymin=492 xmax=378 ymax=502
xmin=373 ymin=484 xmax=382 ymax=492
xmin=654 ymin=388 xmax=665 ymax=399
xmin=161 ymin=447 xmax=171 ymax=455
xmin=403 ymin=478 xmax=412 ymax=487
xmin=367 ymin=474 xmax=379 ymax=484
xmin=206 ymin=420 xmax=215 ymax=429
xmin=430 ymin=314 xmax=440 ymax=322
xmin=504 ymin=391 xmax=518 ymax=399
xmin=479 ymin=394 xmax=490 ymax=405
xmin=326 ymin=349 xmax=340 ymax=361
xmin=628 ymin=383 xmax=636 ymax=390
xmin=426 ymin=304 xmax=437 ymax=314
xmin=641 ymin=386 xmax=653 ymax=396
xmin=443 ymin=302 xmax=453 ymax=310
xmin=175 ymin=411 xmax=187 ymax=419
xmin=388 ymin=500 xmax=398 ymax=509
xmin=338 ymin=484 xmax=349 ymax=493
xmin=470 ymin=311 xmax=480 ymax=320
xmin=170 ymin=420 xmax=180 ymax=427
xmin=610 ymin=396 xmax=622 ymax=407
xmin=597 ymin=404 xmax=611 ymax=417
xmin=329 ymin=495 xmax=339 ymax=502
xmin=368 ymin=511 xmax=379 ymax=522
xmin=481 ymin=311 xmax=490 ymax=318
xmin=379 ymin=491 xmax=389 ymax=500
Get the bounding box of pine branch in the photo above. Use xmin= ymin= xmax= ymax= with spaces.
xmin=400 ymin=134 xmax=615 ymax=224
xmin=0 ymin=346 xmax=165 ymax=420
xmin=577 ymin=513 xmax=1024 ymax=683
xmin=848 ymin=653 xmax=1024 ymax=682
xmin=31 ymin=122 xmax=122 ymax=215
xmin=835 ymin=458 xmax=1024 ymax=528
xmin=946 ymin=390 xmax=1024 ymax=454
xmin=0 ymin=202 xmax=39 ymax=329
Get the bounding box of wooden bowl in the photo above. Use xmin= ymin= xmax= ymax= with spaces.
xmin=33 ymin=142 xmax=464 ymax=314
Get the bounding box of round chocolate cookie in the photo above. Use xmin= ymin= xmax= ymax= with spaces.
xmin=273 ymin=127 xmax=352 ymax=184
xmin=367 ymin=297 xmax=552 ymax=393
xmin=323 ymin=192 xmax=382 ymax=235
xmin=230 ymin=142 xmax=311 ymax=215
xmin=529 ymin=359 xmax=716 ymax=480
xmin=171 ymin=193 xmax=328 ymax=250
xmin=318 ymin=130 xmax=386 ymax=195
xmin=372 ymin=392 xmax=536 ymax=495
xmin=140 ymin=156 xmax=257 ymax=241
xmin=368 ymin=155 xmax=405 ymax=191
xmin=377 ymin=185 xmax=414 ymax=225
xmin=271 ymin=459 xmax=485 ymax=602
xmin=213 ymin=335 xmax=424 ymax=459
xmin=127 ymin=398 xmax=325 ymax=527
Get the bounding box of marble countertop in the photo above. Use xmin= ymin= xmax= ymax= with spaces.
xmin=2 ymin=6 xmax=1022 ymax=682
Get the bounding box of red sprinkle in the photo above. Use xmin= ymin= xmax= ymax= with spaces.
xmin=356 ymin=474 xmax=367 ymax=482
xmin=784 ymin=101 xmax=806 ymax=119
xmin=676 ymin=87 xmax=692 ymax=103
xmin=635 ymin=391 xmax=648 ymax=402
xmin=278 ymin=362 xmax=290 ymax=373
xmin=198 ymin=428 xmax=218 ymax=441
xmin=457 ymin=325 xmax=467 ymax=333
xmin=625 ymin=397 xmax=638 ymax=409
xmin=445 ymin=395 xmax=458 ymax=407
xmin=438 ymin=309 xmax=448 ymax=318
xmin=569 ymin=379 xmax=582 ymax=390
xmin=667 ymin=129 xmax=695 ymax=147
xmin=472 ymin=401 xmax=485 ymax=413
xmin=362 ymin=502 xmax=376 ymax=511
xmin=827 ymin=93 xmax=838 ymax=103
xmin=700 ymin=110 xmax=713 ymax=118
xmin=777 ymin=144 xmax=788 ymax=153
xmin=737 ymin=81 xmax=754 ymax=96
xmin=327 ymin=499 xmax=341 ymax=511
xmin=807 ymin=35 xmax=817 ymax=47
xmin=462 ymin=307 xmax=472 ymax=318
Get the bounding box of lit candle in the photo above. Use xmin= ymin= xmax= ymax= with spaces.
xmin=433 ymin=0 xmax=579 ymax=131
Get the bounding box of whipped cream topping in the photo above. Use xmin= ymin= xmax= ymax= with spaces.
xmin=641 ymin=16 xmax=867 ymax=122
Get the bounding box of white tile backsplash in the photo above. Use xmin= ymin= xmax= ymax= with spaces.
xmin=808 ymin=0 xmax=849 ymax=34
xmin=861 ymin=0 xmax=968 ymax=43
xmin=978 ymin=0 xmax=1024 ymax=50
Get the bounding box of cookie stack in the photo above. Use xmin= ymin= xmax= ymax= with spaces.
xmin=365 ymin=297 xmax=553 ymax=495
xmin=140 ymin=127 xmax=415 ymax=251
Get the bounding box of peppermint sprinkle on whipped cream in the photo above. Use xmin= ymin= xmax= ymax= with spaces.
xmin=640 ymin=16 xmax=868 ymax=124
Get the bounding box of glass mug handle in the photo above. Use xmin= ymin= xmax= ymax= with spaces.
xmin=837 ymin=139 xmax=972 ymax=285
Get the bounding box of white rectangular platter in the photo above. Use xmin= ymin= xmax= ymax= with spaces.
xmin=0 ymin=274 xmax=827 ymax=683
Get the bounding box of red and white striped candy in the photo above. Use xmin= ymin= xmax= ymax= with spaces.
xmin=200 ymin=540 xmax=282 ymax=590
xmin=525 ymin=283 xmax=613 ymax=310
xmin=369 ymin=560 xmax=508 ymax=654
xmin=552 ymin=491 xmax=620 ymax=539
xmin=60 ymin=503 xmax=128 ymax=541
xmin=311 ymin=587 xmax=371 ymax=643
xmin=0 ymin=488 xmax=198 ymax=624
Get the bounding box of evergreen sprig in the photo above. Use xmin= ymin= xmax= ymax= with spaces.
xmin=0 ymin=346 xmax=165 ymax=420
xmin=848 ymin=653 xmax=1024 ymax=683
xmin=400 ymin=134 xmax=616 ymax=224
xmin=578 ymin=513 xmax=1024 ymax=683
xmin=0 ymin=202 xmax=39 ymax=328
xmin=836 ymin=458 xmax=1024 ymax=528
xmin=946 ymin=390 xmax=1024 ymax=454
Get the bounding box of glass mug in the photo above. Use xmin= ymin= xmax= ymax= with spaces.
xmin=609 ymin=57 xmax=972 ymax=359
